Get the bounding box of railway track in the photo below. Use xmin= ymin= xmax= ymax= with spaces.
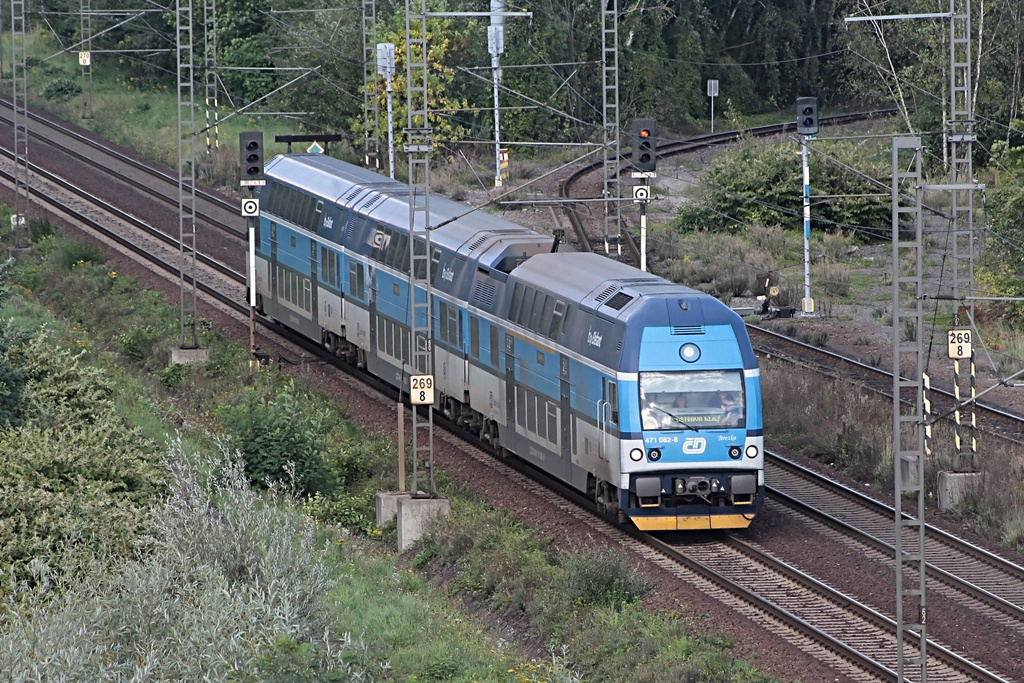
xmin=3 ymin=106 xmax=1023 ymax=680
xmin=750 ymin=325 xmax=1024 ymax=447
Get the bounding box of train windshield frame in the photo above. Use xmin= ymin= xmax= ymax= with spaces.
xmin=639 ymin=369 xmax=745 ymax=430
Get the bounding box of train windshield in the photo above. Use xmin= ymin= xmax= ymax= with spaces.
xmin=639 ymin=369 xmax=745 ymax=430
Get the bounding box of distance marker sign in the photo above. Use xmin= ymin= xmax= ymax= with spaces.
xmin=947 ymin=328 xmax=972 ymax=359
xmin=410 ymin=374 xmax=434 ymax=405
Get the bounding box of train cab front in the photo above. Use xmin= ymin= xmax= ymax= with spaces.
xmin=623 ymin=368 xmax=765 ymax=531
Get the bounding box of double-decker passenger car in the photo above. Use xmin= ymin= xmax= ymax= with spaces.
xmin=251 ymin=154 xmax=763 ymax=530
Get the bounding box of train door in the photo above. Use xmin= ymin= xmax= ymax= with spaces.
xmin=560 ymin=355 xmax=571 ymax=463
xmin=597 ymin=378 xmax=618 ymax=463
xmin=504 ymin=332 xmax=516 ymax=451
xmin=309 ymin=239 xmax=319 ymax=327
xmin=367 ymin=265 xmax=377 ymax=354
xmin=270 ymin=222 xmax=278 ymax=306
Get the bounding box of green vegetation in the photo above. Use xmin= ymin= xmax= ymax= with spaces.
xmin=672 ymin=140 xmax=891 ymax=239
xmin=0 ymin=216 xmax=782 ymax=679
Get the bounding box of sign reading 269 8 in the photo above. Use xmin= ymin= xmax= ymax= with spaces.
xmin=947 ymin=329 xmax=972 ymax=360
xmin=410 ymin=374 xmax=434 ymax=405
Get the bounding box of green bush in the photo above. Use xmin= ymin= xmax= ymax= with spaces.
xmin=675 ymin=140 xmax=891 ymax=239
xmin=216 ymin=378 xmax=340 ymax=495
xmin=0 ymin=333 xmax=165 ymax=584
xmin=42 ymin=77 xmax=82 ymax=102
xmin=115 ymin=323 xmax=163 ymax=360
xmin=0 ymin=441 xmax=366 ymax=680
xmin=559 ymin=546 xmax=654 ymax=609
xmin=301 ymin=491 xmax=372 ymax=529
xmin=160 ymin=361 xmax=187 ymax=390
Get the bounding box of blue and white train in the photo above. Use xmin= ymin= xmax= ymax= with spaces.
xmin=251 ymin=154 xmax=764 ymax=530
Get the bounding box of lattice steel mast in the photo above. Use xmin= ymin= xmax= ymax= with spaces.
xmin=79 ymin=0 xmax=94 ymax=119
xmin=363 ymin=0 xmax=380 ymax=170
xmin=405 ymin=0 xmax=435 ymax=495
xmin=600 ymin=0 xmax=620 ymax=253
xmin=177 ymin=0 xmax=199 ymax=350
xmin=891 ymin=137 xmax=928 ymax=683
xmin=11 ymin=0 xmax=30 ymax=249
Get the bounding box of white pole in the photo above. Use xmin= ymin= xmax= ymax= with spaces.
xmin=386 ymin=77 xmax=395 ymax=180
xmin=492 ymin=50 xmax=501 ymax=186
xmin=488 ymin=20 xmax=504 ymax=188
xmin=710 ymin=96 xmax=714 ymax=133
xmin=801 ymin=136 xmax=814 ymax=315
xmin=640 ymin=204 xmax=647 ymax=272
xmin=376 ymin=43 xmax=397 ymax=180
xmin=248 ymin=217 xmax=257 ymax=362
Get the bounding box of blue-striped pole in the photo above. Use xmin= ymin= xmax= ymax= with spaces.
xmin=801 ymin=136 xmax=814 ymax=314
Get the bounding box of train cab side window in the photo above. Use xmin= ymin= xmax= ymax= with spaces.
xmin=607 ymin=380 xmax=619 ymax=424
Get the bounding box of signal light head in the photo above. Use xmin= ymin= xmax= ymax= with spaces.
xmin=795 ymin=97 xmax=819 ymax=135
xmin=631 ymin=118 xmax=657 ymax=172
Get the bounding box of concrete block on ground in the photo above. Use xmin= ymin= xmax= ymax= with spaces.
xmin=170 ymin=347 xmax=210 ymax=364
xmin=397 ymin=496 xmax=450 ymax=552
xmin=899 ymin=454 xmax=920 ymax=488
xmin=375 ymin=491 xmax=411 ymax=525
xmin=937 ymin=471 xmax=984 ymax=511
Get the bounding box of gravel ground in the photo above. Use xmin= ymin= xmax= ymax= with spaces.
xmin=8 ymin=117 xmax=1024 ymax=681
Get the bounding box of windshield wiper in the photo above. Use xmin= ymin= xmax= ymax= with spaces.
xmin=646 ymin=403 xmax=698 ymax=432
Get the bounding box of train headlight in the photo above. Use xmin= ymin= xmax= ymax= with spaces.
xmin=648 ymin=448 xmax=662 ymax=462
xmin=629 ymin=448 xmax=644 ymax=462
xmin=679 ymin=343 xmax=701 ymax=363
xmin=745 ymin=444 xmax=759 ymax=459
xmin=728 ymin=445 xmax=742 ymax=459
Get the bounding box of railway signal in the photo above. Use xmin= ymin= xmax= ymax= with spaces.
xmin=631 ymin=119 xmax=657 ymax=173
xmin=796 ymin=97 xmax=819 ymax=135
xmin=239 ymin=131 xmax=265 ymax=185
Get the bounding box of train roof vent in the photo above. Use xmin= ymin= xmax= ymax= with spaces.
xmin=471 ymin=280 xmax=496 ymax=308
xmin=593 ymin=285 xmax=618 ymax=303
xmin=604 ymin=292 xmax=634 ymax=310
xmin=467 ymin=234 xmax=491 ymax=252
xmin=344 ymin=187 xmax=363 ymax=202
xmin=672 ymin=325 xmax=704 ymax=335
xmin=360 ymin=194 xmax=385 ymax=210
